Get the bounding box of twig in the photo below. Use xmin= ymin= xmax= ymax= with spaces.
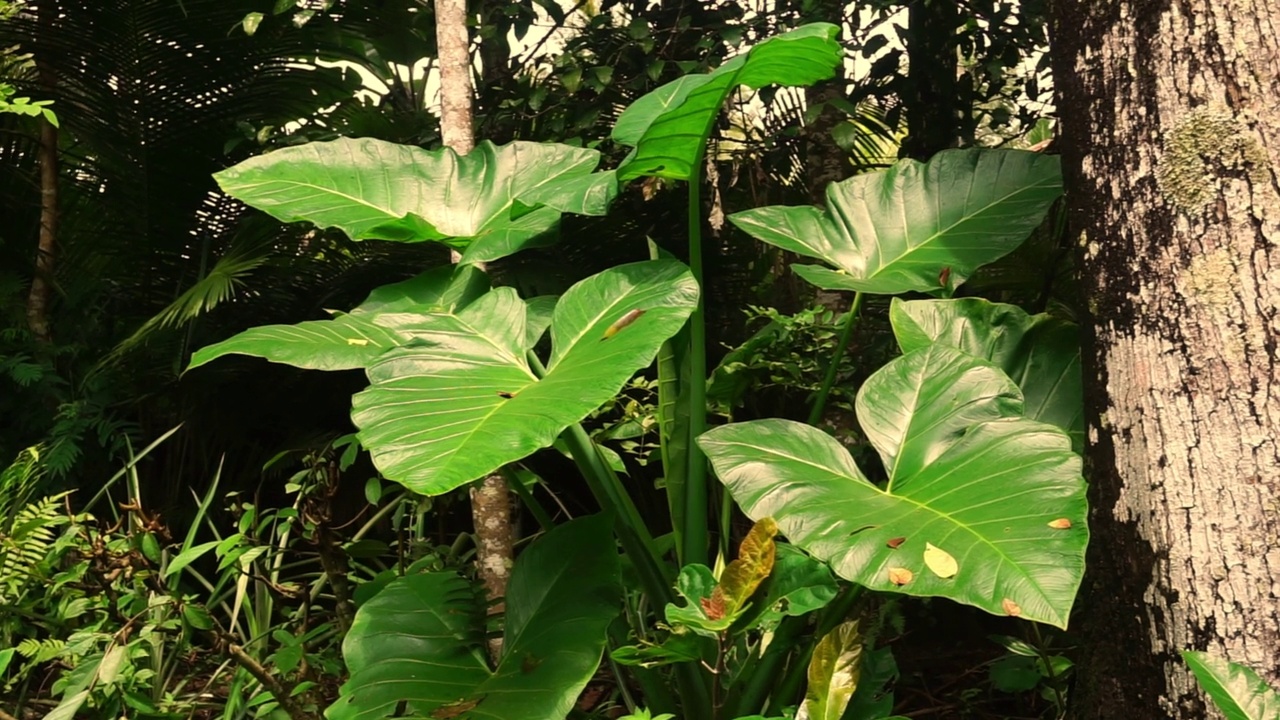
xmin=225 ymin=643 xmax=309 ymax=720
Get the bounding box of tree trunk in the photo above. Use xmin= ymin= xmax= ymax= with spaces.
xmin=435 ymin=0 xmax=513 ymax=663
xmin=26 ymin=1 xmax=58 ymax=344
xmin=900 ymin=0 xmax=960 ymax=160
xmin=1049 ymin=0 xmax=1280 ymax=716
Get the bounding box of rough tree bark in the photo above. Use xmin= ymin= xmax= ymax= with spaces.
xmin=1049 ymin=0 xmax=1280 ymax=715
xmin=435 ymin=0 xmax=514 ymax=661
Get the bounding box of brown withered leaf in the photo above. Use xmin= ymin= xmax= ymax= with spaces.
xmin=1047 ymin=518 xmax=1072 ymax=529
xmin=1002 ymin=598 xmax=1022 ymax=617
xmin=886 ymin=537 xmax=906 ymax=549
xmin=431 ymin=697 xmax=481 ymax=719
xmin=887 ymin=567 xmax=913 ymax=586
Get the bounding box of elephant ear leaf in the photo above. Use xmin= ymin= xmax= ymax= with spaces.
xmin=215 ymin=138 xmax=617 ymax=263
xmin=187 ymin=264 xmax=489 ymax=372
xmin=327 ymin=514 xmax=621 ymax=720
xmin=352 ymin=260 xmax=698 ymax=495
xmin=889 ymin=297 xmax=1084 ymax=451
xmin=698 ymin=344 xmax=1088 ymax=628
xmin=729 ymin=148 xmax=1062 ymax=295
xmin=613 ymin=23 xmax=841 ymax=181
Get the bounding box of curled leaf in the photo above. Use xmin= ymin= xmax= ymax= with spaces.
xmin=1002 ymin=598 xmax=1022 ymax=617
xmin=887 ymin=567 xmax=913 ymax=586
xmin=923 ymin=542 xmax=958 ymax=579
xmin=1047 ymin=518 xmax=1072 ymax=529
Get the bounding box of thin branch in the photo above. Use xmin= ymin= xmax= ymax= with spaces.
xmin=225 ymin=643 xmax=309 ymax=720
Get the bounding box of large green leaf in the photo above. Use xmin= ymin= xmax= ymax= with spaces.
xmin=728 ymin=149 xmax=1062 ymax=295
xmin=328 ymin=514 xmax=621 ymax=720
xmin=613 ymin=24 xmax=840 ymax=181
xmin=698 ymin=345 xmax=1088 ymax=627
xmin=188 ymin=265 xmax=488 ymax=372
xmin=890 ymin=298 xmax=1083 ymax=450
xmin=352 ymin=260 xmax=699 ymax=495
xmin=214 ymin=138 xmax=617 ymax=263
xmin=1183 ymin=651 xmax=1280 ymax=720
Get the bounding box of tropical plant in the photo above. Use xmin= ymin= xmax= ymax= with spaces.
xmin=187 ymin=23 xmax=1085 ymax=720
xmin=1184 ymin=652 xmax=1280 ymax=720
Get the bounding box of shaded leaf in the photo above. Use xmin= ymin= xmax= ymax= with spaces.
xmin=327 ymin=514 xmax=621 ymax=720
xmin=890 ymin=297 xmax=1083 ymax=450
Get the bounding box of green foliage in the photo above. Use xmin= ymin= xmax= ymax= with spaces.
xmin=1184 ymin=651 xmax=1280 ymax=720
xmin=0 ymin=82 xmax=57 ymax=125
xmin=699 ymin=345 xmax=1088 ymax=628
xmin=213 ymin=138 xmax=616 ymax=263
xmin=729 ymin=149 xmax=1062 ymax=295
xmin=328 ymin=514 xmax=622 ymax=720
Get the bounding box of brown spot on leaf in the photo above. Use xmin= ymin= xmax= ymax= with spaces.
xmin=886 ymin=537 xmax=906 ymax=549
xmin=887 ymin=567 xmax=913 ymax=586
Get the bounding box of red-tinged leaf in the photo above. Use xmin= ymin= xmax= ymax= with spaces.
xmin=700 ymin=594 xmax=727 ymax=620
xmin=712 ymin=517 xmax=779 ymax=617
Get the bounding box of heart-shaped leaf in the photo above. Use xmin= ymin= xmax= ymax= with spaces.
xmin=214 ymin=138 xmax=616 ymax=263
xmin=327 ymin=514 xmax=621 ymax=720
xmin=188 ymin=265 xmax=488 ymax=372
xmin=698 ymin=345 xmax=1088 ymax=627
xmin=728 ymin=149 xmax=1062 ymax=295
xmin=890 ymin=297 xmax=1083 ymax=450
xmin=352 ymin=260 xmax=698 ymax=495
xmin=1183 ymin=651 xmax=1280 ymax=720
xmin=613 ymin=23 xmax=841 ymax=181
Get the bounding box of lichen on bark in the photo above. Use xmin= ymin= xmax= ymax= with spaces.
xmin=1155 ymin=105 xmax=1268 ymax=210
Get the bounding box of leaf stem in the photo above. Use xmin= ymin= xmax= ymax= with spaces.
xmin=684 ymin=168 xmax=710 ymax=567
xmin=807 ymin=292 xmax=865 ymax=426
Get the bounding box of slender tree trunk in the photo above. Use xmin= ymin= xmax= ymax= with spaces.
xmin=1049 ymin=1 xmax=1280 ymax=715
xmin=435 ymin=0 xmax=513 ymax=662
xmin=26 ymin=2 xmax=58 ymax=344
xmin=900 ymin=0 xmax=959 ymax=160
xmin=27 ymin=117 xmax=57 ymax=344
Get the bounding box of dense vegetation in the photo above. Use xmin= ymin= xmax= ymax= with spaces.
xmin=2 ymin=1 xmax=1277 ymax=719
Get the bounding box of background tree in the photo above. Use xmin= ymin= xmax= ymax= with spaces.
xmin=1050 ymin=0 xmax=1280 ymax=715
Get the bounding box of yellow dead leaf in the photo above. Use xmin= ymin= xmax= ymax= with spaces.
xmin=1002 ymin=598 xmax=1022 ymax=617
xmin=1047 ymin=518 xmax=1072 ymax=529
xmin=923 ymin=542 xmax=958 ymax=579
xmin=887 ymin=567 xmax=913 ymax=586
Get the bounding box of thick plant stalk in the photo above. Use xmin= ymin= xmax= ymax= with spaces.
xmin=435 ymin=0 xmax=512 ymax=662
xmin=806 ymin=292 xmax=864 ymax=426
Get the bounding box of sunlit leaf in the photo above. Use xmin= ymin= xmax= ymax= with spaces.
xmin=729 ymin=149 xmax=1061 ymax=295
xmin=699 ymin=345 xmax=1088 ymax=627
xmin=799 ymin=621 xmax=862 ymax=720
xmin=1183 ymin=651 xmax=1280 ymax=720
xmin=614 ymin=24 xmax=841 ymax=181
xmin=710 ymin=517 xmax=778 ymax=617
